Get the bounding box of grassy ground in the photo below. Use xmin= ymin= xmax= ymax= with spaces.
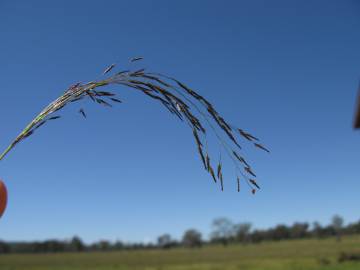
xmin=0 ymin=236 xmax=359 ymax=270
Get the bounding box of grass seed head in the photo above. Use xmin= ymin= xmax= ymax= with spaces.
xmin=0 ymin=58 xmax=269 ymax=193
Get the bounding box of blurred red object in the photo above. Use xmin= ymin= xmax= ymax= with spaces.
xmin=355 ymin=89 xmax=360 ymax=129
xmin=0 ymin=180 xmax=7 ymax=218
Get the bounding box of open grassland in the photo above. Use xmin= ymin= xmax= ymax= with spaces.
xmin=0 ymin=236 xmax=359 ymax=270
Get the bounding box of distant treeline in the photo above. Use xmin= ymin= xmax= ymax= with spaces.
xmin=1 ymin=215 xmax=359 ymax=254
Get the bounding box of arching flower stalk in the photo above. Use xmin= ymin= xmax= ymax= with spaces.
xmin=0 ymin=59 xmax=269 ymax=192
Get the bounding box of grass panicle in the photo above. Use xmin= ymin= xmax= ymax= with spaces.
xmin=0 ymin=58 xmax=269 ymax=192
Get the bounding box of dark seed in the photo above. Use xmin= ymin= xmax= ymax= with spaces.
xmin=245 ymin=167 xmax=256 ymax=177
xmin=217 ymin=162 xmax=222 ymax=179
xmin=79 ymin=109 xmax=86 ymax=118
xmin=103 ymin=64 xmax=116 ymax=75
xmin=130 ymin=56 xmax=143 ymax=62
xmin=254 ymin=143 xmax=270 ymax=153
xmin=110 ymin=98 xmax=122 ymax=103
xmin=249 ymin=179 xmax=260 ymax=189
xmin=48 ymin=116 xmax=61 ymax=120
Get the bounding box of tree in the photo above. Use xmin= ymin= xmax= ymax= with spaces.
xmin=113 ymin=240 xmax=124 ymax=250
xmin=345 ymin=220 xmax=360 ymax=235
xmin=43 ymin=240 xmax=65 ymax=252
xmin=312 ymin=222 xmax=324 ymax=239
xmin=290 ymin=222 xmax=309 ymax=239
xmin=0 ymin=241 xmax=10 ymax=254
xmin=210 ymin=218 xmax=235 ymax=246
xmin=270 ymin=224 xmax=291 ymax=241
xmin=234 ymin=223 xmax=252 ymax=243
xmin=69 ymin=236 xmax=84 ymax=252
xmin=250 ymin=229 xmax=266 ymax=243
xmin=89 ymin=240 xmax=111 ymax=251
xmin=157 ymin=234 xmax=173 ymax=249
xmin=182 ymin=229 xmax=202 ymax=248
xmin=332 ymin=215 xmax=344 ymax=242
xmin=98 ymin=240 xmax=111 ymax=251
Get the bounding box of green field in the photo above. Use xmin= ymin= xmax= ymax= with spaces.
xmin=0 ymin=236 xmax=359 ymax=270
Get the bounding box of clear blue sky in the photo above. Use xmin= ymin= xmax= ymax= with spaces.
xmin=0 ymin=0 xmax=359 ymax=244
